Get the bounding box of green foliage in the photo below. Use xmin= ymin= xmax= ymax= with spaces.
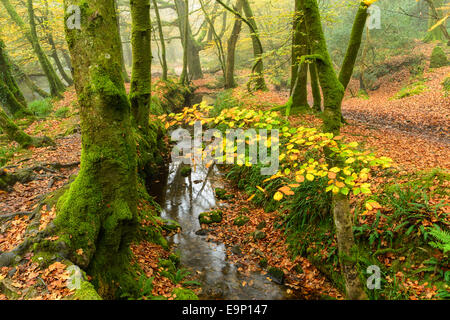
xmin=28 ymin=98 xmax=53 ymax=118
xmin=393 ymin=81 xmax=427 ymax=99
xmin=430 ymin=46 xmax=449 ymax=68
xmin=54 ymin=107 xmax=70 ymax=118
xmin=428 ymin=225 xmax=450 ymax=254
xmin=211 ymin=89 xmax=241 ymax=117
xmin=0 ymin=144 xmax=17 ymax=166
xmin=442 ymin=77 xmax=450 ymax=96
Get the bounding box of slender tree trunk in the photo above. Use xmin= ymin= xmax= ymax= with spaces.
xmin=0 ymin=39 xmax=28 ymax=106
xmin=41 ymin=0 xmax=74 ymax=86
xmin=241 ymin=0 xmax=267 ymax=91
xmin=152 ymin=0 xmax=168 ymax=81
xmin=302 ymin=0 xmax=369 ymax=300
xmin=0 ymin=0 xmax=67 ymax=97
xmin=8 ymin=57 xmax=50 ymax=99
xmin=177 ymin=0 xmax=189 ymax=84
xmin=130 ymin=0 xmax=151 ymax=133
xmin=309 ymin=61 xmax=321 ymax=112
xmin=48 ymin=35 xmax=74 ymax=86
xmin=199 ymin=0 xmax=226 ymax=77
xmin=225 ymin=0 xmax=243 ymax=89
xmin=0 ymin=40 xmax=33 ymax=118
xmin=424 ymin=0 xmax=448 ymax=42
xmin=175 ymin=0 xmax=203 ymax=80
xmin=57 ymin=0 xmax=139 ymax=298
xmin=115 ymin=0 xmax=131 ymax=83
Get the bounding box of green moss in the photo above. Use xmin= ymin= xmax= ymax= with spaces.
xmin=180 ymin=166 xmax=192 ymax=177
xmin=442 ymin=77 xmax=450 ymax=96
xmin=172 ymin=287 xmax=199 ymax=300
xmin=199 ymin=210 xmax=223 ymax=224
xmin=72 ymin=281 xmax=102 ymax=300
xmin=430 ymin=46 xmax=449 ymax=68
xmin=215 ymin=188 xmax=234 ymax=200
xmin=233 ymin=215 xmax=250 ymax=227
xmin=393 ymin=81 xmax=427 ymax=99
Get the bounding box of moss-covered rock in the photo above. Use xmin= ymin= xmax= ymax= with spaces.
xmin=72 ymin=281 xmax=102 ymax=300
xmin=430 ymin=46 xmax=449 ymax=68
xmin=180 ymin=166 xmax=192 ymax=177
xmin=268 ymin=267 xmax=284 ymax=284
xmin=173 ymin=287 xmax=199 ymax=300
xmin=215 ymin=188 xmax=234 ymax=200
xmin=259 ymin=257 xmax=268 ymax=268
xmin=199 ymin=210 xmax=223 ymax=225
xmin=233 ymin=215 xmax=250 ymax=227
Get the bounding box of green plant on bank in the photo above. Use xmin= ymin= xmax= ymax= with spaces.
xmin=0 ymin=144 xmax=17 ymax=166
xmin=54 ymin=107 xmax=70 ymax=118
xmin=393 ymin=80 xmax=428 ymax=99
xmin=28 ymin=98 xmax=53 ymax=118
xmin=443 ymin=77 xmax=450 ymax=97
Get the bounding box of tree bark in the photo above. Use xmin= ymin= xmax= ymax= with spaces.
xmin=225 ymin=0 xmax=243 ymax=89
xmin=0 ymin=0 xmax=67 ymax=97
xmin=130 ymin=0 xmax=152 ymax=133
xmin=115 ymin=0 xmax=131 ymax=83
xmin=241 ymin=0 xmax=267 ymax=91
xmin=152 ymin=0 xmax=168 ymax=81
xmin=57 ymin=0 xmax=139 ymax=298
xmin=175 ymin=0 xmax=203 ymax=80
xmin=301 ymin=0 xmax=369 ymax=300
xmin=0 ymin=40 xmax=33 ymax=118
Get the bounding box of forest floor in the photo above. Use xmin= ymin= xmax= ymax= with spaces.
xmin=0 ymin=52 xmax=449 ymax=299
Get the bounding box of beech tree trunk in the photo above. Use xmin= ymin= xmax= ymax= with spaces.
xmin=301 ymin=0 xmax=369 ymax=300
xmin=0 ymin=39 xmax=33 ymax=118
xmin=175 ymin=0 xmax=203 ymax=80
xmin=57 ymin=0 xmax=139 ymax=298
xmin=242 ymin=0 xmax=267 ymax=91
xmin=152 ymin=0 xmax=168 ymax=81
xmin=225 ymin=0 xmax=244 ymax=89
xmin=0 ymin=0 xmax=66 ymax=97
xmin=130 ymin=0 xmax=151 ymax=133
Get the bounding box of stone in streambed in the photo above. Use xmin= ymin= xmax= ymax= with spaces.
xmin=198 ymin=210 xmax=223 ymax=225
xmin=215 ymin=188 xmax=234 ymax=200
xmin=268 ymin=267 xmax=285 ymax=285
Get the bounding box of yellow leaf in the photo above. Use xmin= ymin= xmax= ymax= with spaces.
xmin=274 ymin=192 xmax=284 ymax=201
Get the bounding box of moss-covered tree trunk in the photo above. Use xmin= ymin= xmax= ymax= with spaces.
xmin=57 ymin=0 xmax=139 ymax=299
xmin=152 ymin=0 xmax=168 ymax=81
xmin=0 ymin=41 xmax=34 ymax=118
xmin=289 ymin=0 xmax=310 ymax=114
xmin=8 ymin=56 xmax=50 ymax=99
xmin=2 ymin=0 xmax=67 ymax=97
xmin=177 ymin=0 xmax=190 ymax=85
xmin=225 ymin=0 xmax=244 ymax=89
xmin=130 ymin=0 xmax=151 ymax=133
xmin=291 ymin=0 xmax=308 ymax=97
xmin=302 ymin=0 xmax=369 ymax=300
xmin=0 ymin=0 xmax=66 ymax=97
xmin=0 ymin=108 xmax=34 ymax=148
xmin=309 ymin=61 xmax=321 ymax=112
xmin=242 ymin=0 xmax=267 ymax=91
xmin=175 ymin=0 xmax=203 ymax=80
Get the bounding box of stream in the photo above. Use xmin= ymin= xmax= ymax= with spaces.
xmin=159 ymin=159 xmax=293 ymax=300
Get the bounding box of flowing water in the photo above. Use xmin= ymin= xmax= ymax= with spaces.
xmin=159 ymin=160 xmax=294 ymax=300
